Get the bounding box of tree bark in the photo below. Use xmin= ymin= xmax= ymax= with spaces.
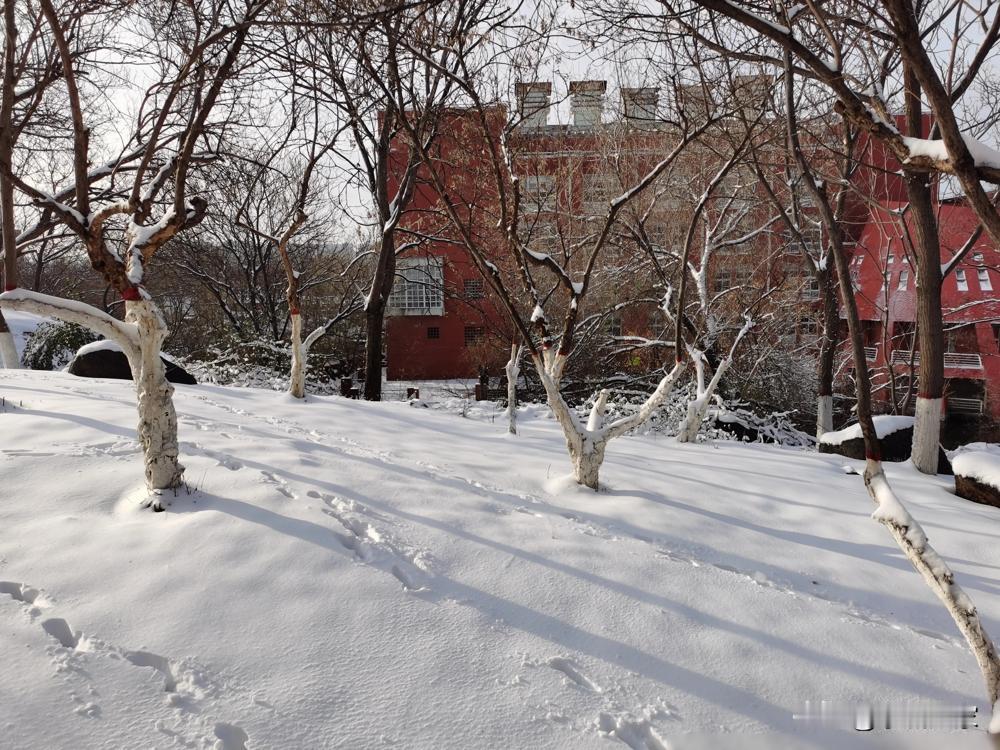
xmin=125 ymin=299 xmax=184 ymax=500
xmin=570 ymin=439 xmax=607 ymax=490
xmin=902 ymin=67 xmax=945 ymax=474
xmin=363 ymin=305 xmax=386 ymax=401
xmin=816 ymin=269 xmax=838 ymax=437
xmin=504 ymin=342 xmax=521 ymax=435
xmin=289 ymin=312 xmax=305 ymax=399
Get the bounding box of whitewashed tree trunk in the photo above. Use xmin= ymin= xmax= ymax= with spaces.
xmin=570 ymin=438 xmax=607 ymax=490
xmin=816 ymin=394 xmax=833 ymax=439
xmin=289 ymin=312 xmax=306 ymax=399
xmin=533 ymin=352 xmax=684 ymax=490
xmin=125 ymin=300 xmax=184 ymax=497
xmin=0 ymin=328 xmax=19 ymax=368
xmin=677 ymin=320 xmax=750 ymax=443
xmin=912 ymin=396 xmax=942 ymax=473
xmin=0 ymin=291 xmax=184 ymax=503
xmin=504 ymin=343 xmax=522 ymax=435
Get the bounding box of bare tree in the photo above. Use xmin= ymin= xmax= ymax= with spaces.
xmin=295 ymin=7 xmax=453 ymax=401
xmin=0 ymin=0 xmax=271 ymax=504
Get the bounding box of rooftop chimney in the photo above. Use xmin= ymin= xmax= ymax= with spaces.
xmin=677 ymin=84 xmax=713 ymax=121
xmin=569 ymin=80 xmax=606 ymax=128
xmin=515 ymin=82 xmax=552 ymax=129
xmin=621 ymin=87 xmax=659 ymax=126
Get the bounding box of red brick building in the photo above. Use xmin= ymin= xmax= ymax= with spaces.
xmin=384 ymin=86 xmax=1000 ymax=424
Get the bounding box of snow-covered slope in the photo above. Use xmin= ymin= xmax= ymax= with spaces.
xmin=1 ymin=370 xmax=998 ymax=749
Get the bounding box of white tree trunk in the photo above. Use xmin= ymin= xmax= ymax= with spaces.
xmin=816 ymin=394 xmax=833 ymax=440
xmin=289 ymin=312 xmax=306 ymax=399
xmin=504 ymin=343 xmax=521 ymax=435
xmin=678 ymin=398 xmax=708 ymax=443
xmin=533 ymin=352 xmax=684 ymax=490
xmin=125 ymin=300 xmax=184 ymax=499
xmin=912 ymin=396 xmax=942 ymax=474
xmin=570 ymin=439 xmax=607 ymax=490
xmin=0 ymin=290 xmax=183 ymax=503
xmin=677 ymin=355 xmax=731 ymax=443
xmin=0 ymin=329 xmax=19 ymax=368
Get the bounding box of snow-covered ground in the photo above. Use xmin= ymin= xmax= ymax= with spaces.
xmin=1 ymin=370 xmax=999 ymax=749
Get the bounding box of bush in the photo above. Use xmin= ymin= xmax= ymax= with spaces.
xmin=22 ymin=322 xmax=98 ymax=371
xmin=176 ymin=337 xmax=351 ymax=394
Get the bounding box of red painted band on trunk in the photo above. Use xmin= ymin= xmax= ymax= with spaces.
xmin=4 ymin=284 xmax=16 ymax=291
xmin=290 ymin=308 xmax=300 ymax=316
xmin=121 ymin=286 xmax=142 ymax=301
xmin=865 ymin=452 xmax=882 ymax=461
xmin=916 ymin=392 xmax=939 ymax=400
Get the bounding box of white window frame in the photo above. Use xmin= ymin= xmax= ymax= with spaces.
xmin=978 ymin=268 xmax=993 ymax=291
xmin=897 ymin=269 xmax=909 ymax=290
xmin=388 ymin=257 xmax=445 ymax=316
xmin=956 ymin=268 xmax=969 ymax=292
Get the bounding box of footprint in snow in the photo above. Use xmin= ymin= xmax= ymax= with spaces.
xmin=545 ymin=656 xmax=602 ymax=693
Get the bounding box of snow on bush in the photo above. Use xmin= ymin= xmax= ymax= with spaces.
xmin=178 ymin=339 xmax=349 ymax=395
xmin=22 ymin=321 xmax=98 ymax=371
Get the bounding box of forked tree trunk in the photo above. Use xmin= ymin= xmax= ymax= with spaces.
xmin=677 ymin=322 xmax=750 ymax=443
xmin=0 ymin=311 xmax=18 ymax=368
xmin=126 ymin=300 xmax=184 ymax=497
xmin=535 ymin=352 xmax=684 ymax=490
xmin=289 ymin=312 xmax=306 ymax=399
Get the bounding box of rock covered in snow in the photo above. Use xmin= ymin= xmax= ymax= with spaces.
xmin=951 ymin=443 xmax=1000 ymax=508
xmin=68 ymin=340 xmax=197 ymax=385
xmin=818 ymin=416 xmax=951 ymax=473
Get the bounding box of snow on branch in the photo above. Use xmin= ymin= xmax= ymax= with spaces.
xmin=0 ymin=289 xmax=139 ymax=351
xmin=603 ymin=361 xmax=685 ymax=440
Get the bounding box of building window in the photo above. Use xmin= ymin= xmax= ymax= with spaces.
xmin=850 ymin=268 xmax=861 ymax=290
xmin=800 ymin=317 xmax=819 ymax=335
xmin=852 ymin=254 xmax=864 ymax=267
xmin=897 ymin=269 xmax=909 ymax=290
xmin=973 ymin=252 xmax=984 ymax=263
xmin=388 ymin=257 xmax=445 ymax=315
xmin=887 ymin=253 xmax=895 ymax=264
xmin=582 ymin=172 xmax=620 ymax=215
xmin=463 ymin=278 xmax=485 ymax=299
xmin=994 ymin=323 xmax=1000 ymax=352
xmin=790 ymin=224 xmax=822 ymax=256
xmin=463 ymin=326 xmax=485 ymax=347
xmin=978 ymin=268 xmax=993 ymax=291
xmin=715 ymin=270 xmax=732 ymax=292
xmin=427 ymin=327 xmax=440 ymax=339
xmin=956 ymin=268 xmax=969 ymax=292
xmin=522 ymin=174 xmax=556 ymax=213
